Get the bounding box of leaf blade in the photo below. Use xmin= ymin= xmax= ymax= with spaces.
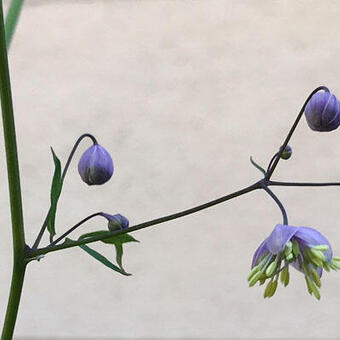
xmin=47 ymin=148 xmax=63 ymax=237
xmin=79 ymin=244 xmax=131 ymax=276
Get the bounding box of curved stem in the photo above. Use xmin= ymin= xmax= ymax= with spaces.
xmin=5 ymin=0 xmax=24 ymax=48
xmin=0 ymin=0 xmax=26 ymax=338
xmin=61 ymin=133 xmax=97 ymax=182
xmin=268 ymin=180 xmax=340 ymax=187
xmin=266 ymin=152 xmax=278 ymax=174
xmin=29 ymin=181 xmax=262 ymax=257
xmin=32 ymin=133 xmax=97 ymax=250
xmin=265 ymin=86 xmax=329 ymax=180
xmin=48 ymin=212 xmax=103 ymax=247
xmin=261 ymin=182 xmax=288 ymax=225
xmin=250 ymin=156 xmax=266 ymax=176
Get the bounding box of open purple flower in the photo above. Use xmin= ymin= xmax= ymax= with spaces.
xmin=248 ymin=224 xmax=340 ymax=299
xmin=304 ymin=91 xmax=340 ymax=132
xmin=78 ymin=144 xmax=113 ymax=185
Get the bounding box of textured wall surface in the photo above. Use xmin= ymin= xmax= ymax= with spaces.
xmin=1 ymin=0 xmax=340 ymax=338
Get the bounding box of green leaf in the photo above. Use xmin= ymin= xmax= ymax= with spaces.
xmin=47 ymin=147 xmax=63 ymax=237
xmin=78 ymin=231 xmax=139 ymax=275
xmin=250 ymin=156 xmax=266 ymax=176
xmin=79 ymin=244 xmax=131 ymax=276
xmin=78 ymin=230 xmax=110 ymax=240
xmin=102 ymin=233 xmax=139 ymax=245
xmin=78 ymin=230 xmax=139 ymax=245
xmin=103 ymin=234 xmax=139 ymax=274
xmin=115 ymin=244 xmax=124 ymax=270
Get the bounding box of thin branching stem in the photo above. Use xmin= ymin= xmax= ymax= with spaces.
xmin=266 ymin=86 xmax=329 ymax=180
xmin=29 ymin=181 xmax=262 ymax=257
xmin=48 ymin=212 xmax=104 ymax=247
xmin=261 ymin=181 xmax=288 ymax=225
xmin=32 ymin=133 xmax=97 ymax=250
xmin=268 ymin=180 xmax=340 ymax=187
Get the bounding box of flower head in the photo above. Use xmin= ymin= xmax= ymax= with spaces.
xmin=100 ymin=213 xmax=129 ymax=231
xmin=78 ymin=144 xmax=113 ymax=185
xmin=304 ymin=91 xmax=340 ymax=132
xmin=248 ymin=224 xmax=340 ymax=299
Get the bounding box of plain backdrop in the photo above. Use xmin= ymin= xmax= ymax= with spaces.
xmin=1 ymin=0 xmax=340 ymax=338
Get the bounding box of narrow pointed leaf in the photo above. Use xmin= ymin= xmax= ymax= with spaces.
xmin=102 ymin=233 xmax=139 ymax=245
xmin=78 ymin=232 xmax=139 ymax=275
xmin=79 ymin=244 xmax=131 ymax=276
xmin=47 ymin=147 xmax=63 ymax=237
xmin=114 ymin=243 xmax=131 ymax=275
xmin=250 ymin=156 xmax=266 ymax=176
xmin=79 ymin=230 xmax=110 ymax=240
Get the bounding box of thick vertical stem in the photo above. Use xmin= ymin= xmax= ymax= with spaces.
xmin=1 ymin=262 xmax=26 ymax=340
xmin=0 ymin=0 xmax=26 ymax=338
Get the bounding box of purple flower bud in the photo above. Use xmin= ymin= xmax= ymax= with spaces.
xmin=280 ymin=145 xmax=292 ymax=160
xmin=304 ymin=91 xmax=340 ymax=132
xmin=100 ymin=213 xmax=129 ymax=231
xmin=78 ymin=144 xmax=113 ymax=185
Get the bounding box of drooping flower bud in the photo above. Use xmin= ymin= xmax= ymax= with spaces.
xmin=248 ymin=224 xmax=340 ymax=300
xmin=78 ymin=144 xmax=113 ymax=185
xmin=280 ymin=145 xmax=292 ymax=160
xmin=100 ymin=213 xmax=129 ymax=231
xmin=304 ymin=91 xmax=340 ymax=132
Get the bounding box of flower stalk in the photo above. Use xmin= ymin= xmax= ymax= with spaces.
xmin=0 ymin=0 xmax=26 ymax=338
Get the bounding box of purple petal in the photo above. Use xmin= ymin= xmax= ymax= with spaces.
xmin=305 ymin=92 xmax=340 ymax=132
xmin=100 ymin=212 xmax=130 ymax=230
xmin=251 ymin=239 xmax=269 ymax=268
xmin=78 ymin=144 xmax=114 ymax=185
xmin=266 ymin=224 xmax=299 ymax=255
xmin=294 ymin=226 xmax=333 ymax=262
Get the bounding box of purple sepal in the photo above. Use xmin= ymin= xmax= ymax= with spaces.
xmin=78 ymin=144 xmax=114 ymax=185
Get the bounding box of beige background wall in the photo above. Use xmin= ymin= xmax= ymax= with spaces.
xmin=1 ymin=0 xmax=340 ymax=338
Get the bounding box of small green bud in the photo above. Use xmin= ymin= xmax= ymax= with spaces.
xmin=292 ymin=240 xmax=300 ymax=257
xmin=313 ymin=245 xmax=329 ymax=251
xmin=332 ymin=257 xmax=340 ymax=262
xmin=330 ymin=258 xmax=340 ymax=270
xmin=280 ymin=266 xmax=290 ymax=287
xmin=248 ymin=265 xmax=260 ymax=281
xmin=310 ymin=248 xmax=326 ymax=262
xmin=284 ymin=242 xmax=293 ymax=260
xmin=311 ymin=269 xmax=321 ymax=288
xmin=265 ymin=261 xmax=277 ymax=277
xmin=305 ymin=276 xmax=320 ymax=300
xmin=280 ymin=145 xmax=292 ymax=160
xmin=264 ymin=281 xmax=277 ymax=298
xmin=264 ymin=280 xmax=278 ymax=298
xmin=323 ymin=262 xmax=331 ymax=272
xmin=249 ymin=271 xmax=263 ymax=287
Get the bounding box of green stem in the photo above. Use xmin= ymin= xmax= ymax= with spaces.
xmin=29 ymin=181 xmax=261 ymax=258
xmin=0 ymin=0 xmax=26 ymax=338
xmin=1 ymin=262 xmax=26 ymax=340
xmin=32 ymin=133 xmax=97 ymax=250
xmin=5 ymin=0 xmax=24 ymax=48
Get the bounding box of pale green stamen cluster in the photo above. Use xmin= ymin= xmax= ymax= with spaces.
xmin=248 ymin=241 xmax=340 ymax=299
xmin=300 ymin=245 xmax=340 ymax=300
